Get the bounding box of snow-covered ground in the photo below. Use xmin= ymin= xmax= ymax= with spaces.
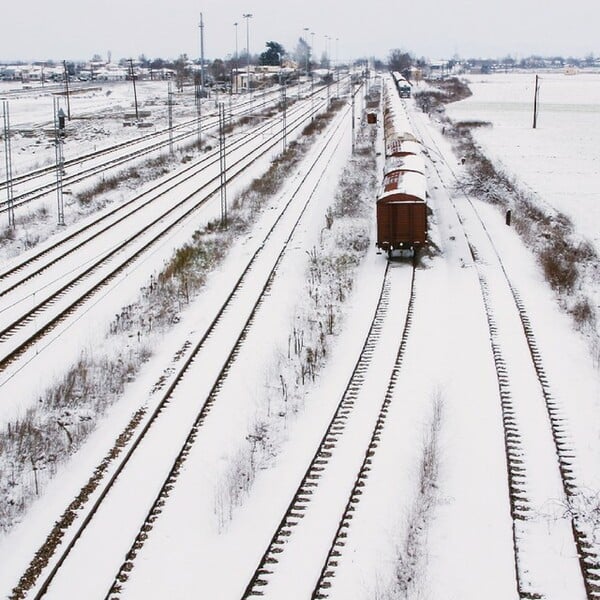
xmin=0 ymin=72 xmax=599 ymax=599
xmin=0 ymin=80 xmax=196 ymax=174
xmin=446 ymin=72 xmax=600 ymax=254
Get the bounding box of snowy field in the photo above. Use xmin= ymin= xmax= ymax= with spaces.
xmin=0 ymin=73 xmax=599 ymax=598
xmin=446 ymin=72 xmax=600 ymax=253
xmin=0 ymin=79 xmax=223 ymax=174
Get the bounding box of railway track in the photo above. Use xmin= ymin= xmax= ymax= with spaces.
xmin=240 ymin=260 xmax=416 ymax=599
xmin=0 ymin=92 xmax=318 ymax=291
xmin=0 ymin=81 xmax=100 ymax=100
xmin=310 ymin=262 xmax=417 ymax=599
xmin=0 ymin=86 xmax=297 ymax=213
xmin=0 ymin=96 xmax=329 ymax=379
xmin=9 ymin=98 xmax=353 ymax=600
xmin=410 ymin=104 xmax=599 ymax=599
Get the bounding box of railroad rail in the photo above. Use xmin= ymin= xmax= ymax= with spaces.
xmin=410 ymin=105 xmax=599 ymax=599
xmin=309 ymin=261 xmax=416 ymax=599
xmin=0 ymin=86 xmax=293 ymax=214
xmin=0 ymin=94 xmax=318 ymax=291
xmin=9 ymin=100 xmax=352 ymax=600
xmin=0 ymin=97 xmax=328 ymax=379
xmin=237 ymin=259 xmax=415 ymax=598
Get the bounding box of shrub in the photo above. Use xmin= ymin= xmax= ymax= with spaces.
xmin=444 ymin=106 xmax=598 ymax=335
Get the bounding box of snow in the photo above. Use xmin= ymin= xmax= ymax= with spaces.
xmin=444 ymin=71 xmax=600 ymax=497
xmin=0 ymin=72 xmax=599 ymax=599
xmin=385 ymin=153 xmax=426 ymax=175
xmin=380 ymin=169 xmax=427 ymax=202
xmin=0 ymin=80 xmax=181 ymax=173
xmin=446 ymin=72 xmax=600 ymax=254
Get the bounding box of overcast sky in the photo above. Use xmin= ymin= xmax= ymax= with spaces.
xmin=2 ymin=0 xmax=599 ymax=63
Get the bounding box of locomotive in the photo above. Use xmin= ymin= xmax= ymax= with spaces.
xmin=392 ymin=71 xmax=412 ymax=98
xmin=376 ymin=74 xmax=427 ymax=258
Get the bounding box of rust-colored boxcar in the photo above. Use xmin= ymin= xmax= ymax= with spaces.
xmin=376 ymin=170 xmax=427 ymax=254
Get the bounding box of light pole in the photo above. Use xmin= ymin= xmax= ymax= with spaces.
xmin=324 ymin=35 xmax=331 ymax=107
xmin=336 ymin=37 xmax=340 ymax=97
xmin=310 ymin=31 xmax=315 ymax=120
xmin=197 ymin=13 xmax=205 ymax=147
xmin=303 ymin=27 xmax=310 ymax=76
xmin=243 ymin=13 xmax=253 ymax=94
xmin=199 ymin=13 xmax=205 ymax=92
xmin=234 ymin=22 xmax=239 ymax=93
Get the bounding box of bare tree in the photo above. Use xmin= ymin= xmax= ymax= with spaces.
xmin=388 ymin=49 xmax=413 ymax=78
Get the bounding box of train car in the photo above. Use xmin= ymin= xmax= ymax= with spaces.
xmin=376 ymin=170 xmax=427 ymax=255
xmin=375 ymin=74 xmax=427 ymax=256
xmin=385 ymin=138 xmax=422 ymax=158
xmin=382 ymin=82 xmax=418 ymax=145
xmin=384 ymin=153 xmax=426 ymax=177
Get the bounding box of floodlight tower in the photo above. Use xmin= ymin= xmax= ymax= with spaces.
xmin=196 ymin=12 xmax=206 ymax=147
xmin=303 ymin=27 xmax=310 ymax=76
xmin=243 ymin=13 xmax=253 ymax=94
xmin=234 ymin=22 xmax=239 ymax=93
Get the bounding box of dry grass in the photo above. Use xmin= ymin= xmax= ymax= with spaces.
xmin=393 ymin=397 xmax=442 ymax=596
xmin=371 ymin=394 xmax=443 ymax=600
xmin=302 ymin=99 xmax=345 ymax=137
xmin=447 ymin=117 xmax=598 ymax=335
xmin=0 ymin=226 xmax=16 ymax=244
xmin=0 ymin=94 xmax=346 ymax=546
xmin=213 ymin=103 xmax=379 ymax=528
xmin=0 ymin=349 xmax=150 ymax=537
xmin=0 ymin=205 xmax=51 ymax=252
xmin=414 ymin=78 xmax=472 ymax=119
xmin=78 ymin=169 xmax=138 ymax=204
xmin=454 ymin=120 xmax=492 ymax=129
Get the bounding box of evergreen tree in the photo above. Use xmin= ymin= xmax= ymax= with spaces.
xmin=259 ymin=41 xmax=285 ymax=66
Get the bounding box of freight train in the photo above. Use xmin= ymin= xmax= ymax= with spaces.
xmin=376 ymin=73 xmax=427 ymax=258
xmin=392 ymin=71 xmax=412 ymax=98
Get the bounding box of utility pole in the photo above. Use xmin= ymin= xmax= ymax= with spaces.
xmin=2 ymin=100 xmax=15 ymax=228
xmin=218 ymin=103 xmax=227 ymax=227
xmin=532 ymin=74 xmax=540 ymax=129
xmin=63 ymin=61 xmax=71 ymax=120
xmin=53 ymin=98 xmax=66 ymax=226
xmin=351 ymin=83 xmax=356 ymax=154
xmin=128 ymin=59 xmax=139 ymax=121
xmin=167 ymin=81 xmax=174 ymax=154
xmin=198 ymin=12 xmax=205 ymax=147
xmin=282 ymin=82 xmax=287 ymax=153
